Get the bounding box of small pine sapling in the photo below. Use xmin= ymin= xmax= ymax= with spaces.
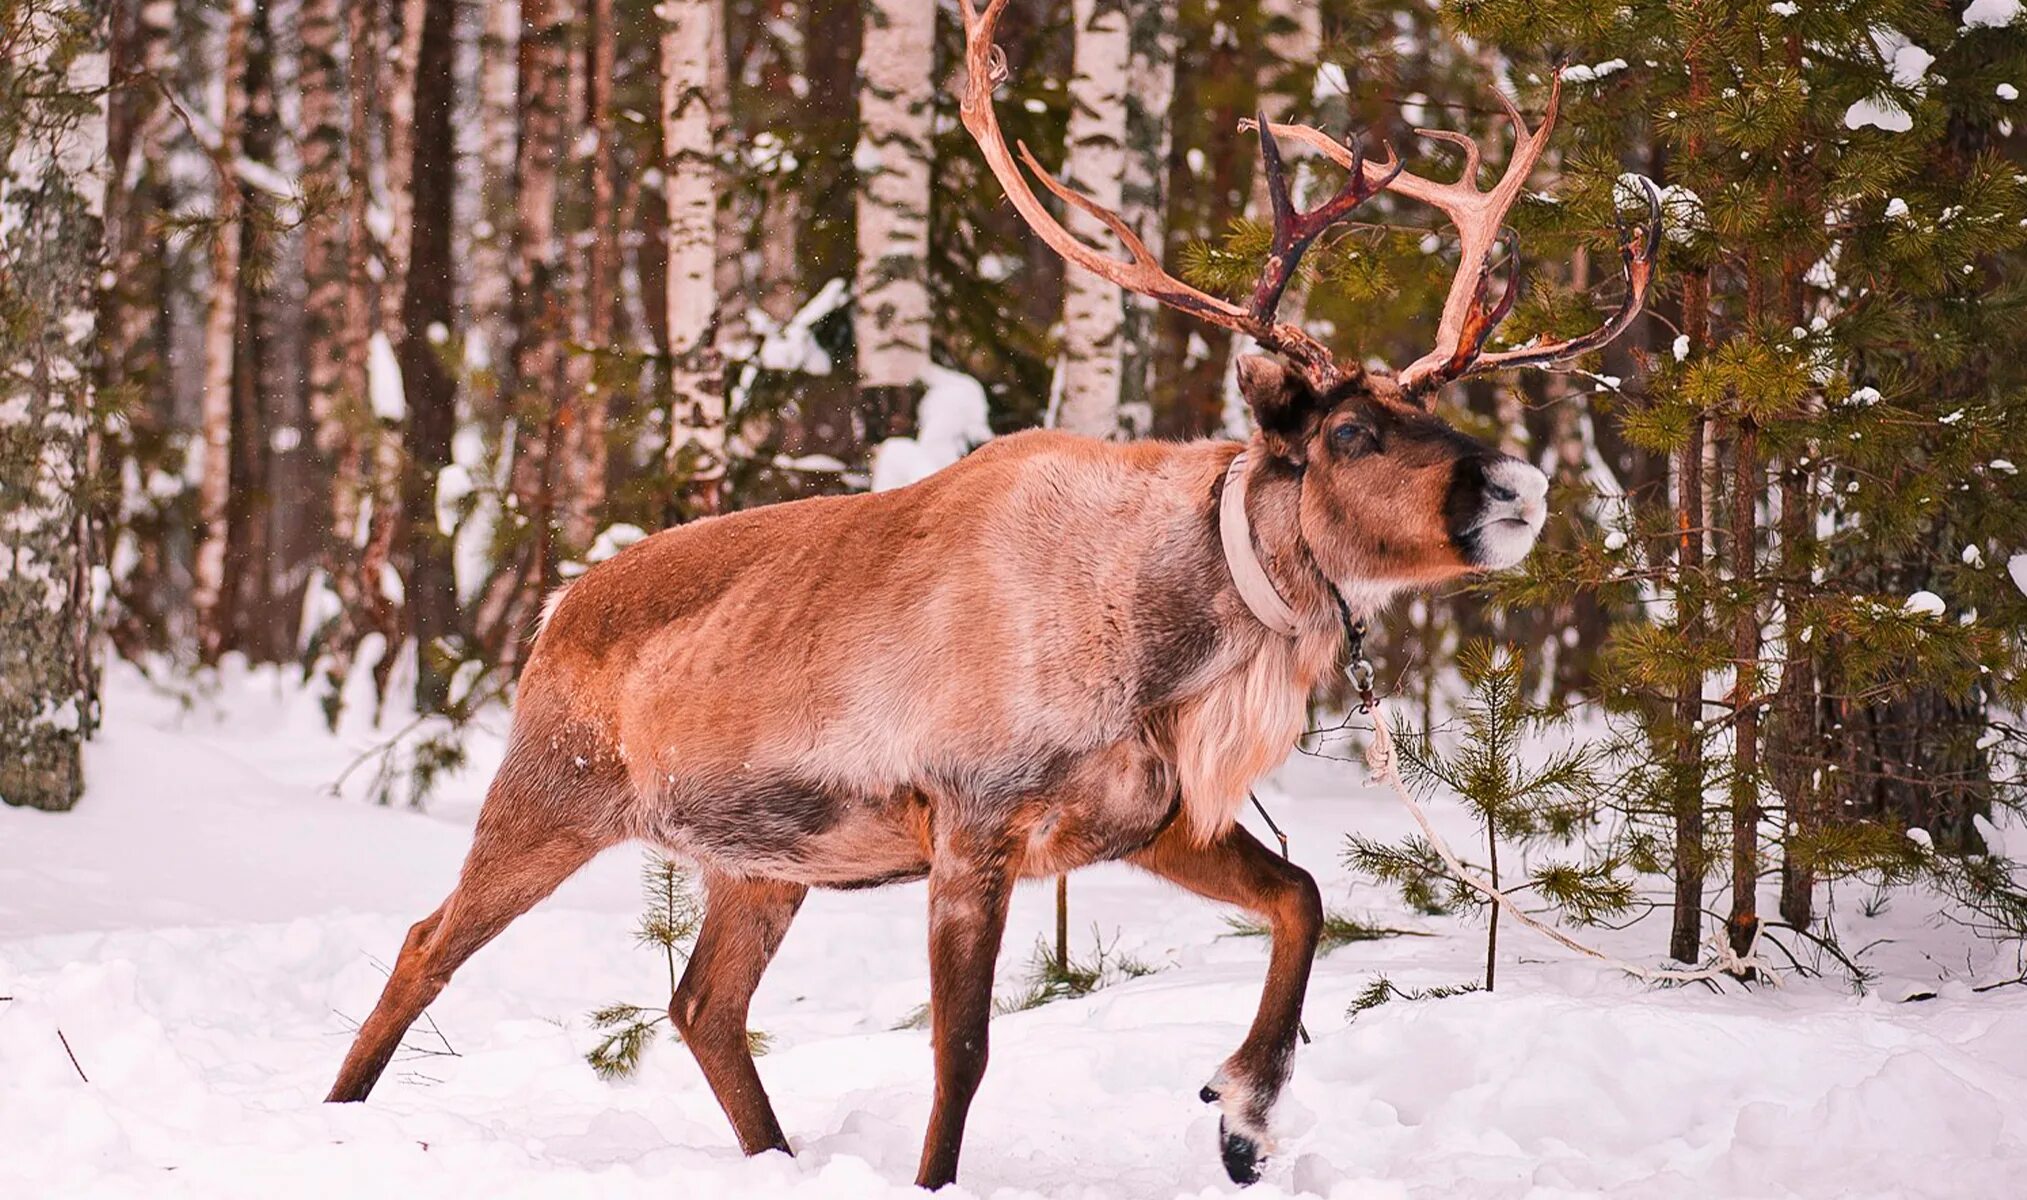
xmin=1345 ymin=641 xmax=1622 ymax=990
xmin=585 ymin=855 xmax=768 ymax=1079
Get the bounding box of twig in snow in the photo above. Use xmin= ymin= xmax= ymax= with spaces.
xmin=57 ymin=1029 xmax=88 ymax=1082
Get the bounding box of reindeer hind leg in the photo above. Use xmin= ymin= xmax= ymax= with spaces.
xmin=327 ymin=763 xmax=611 ymax=1103
xmin=669 ymin=873 xmax=808 ymax=1155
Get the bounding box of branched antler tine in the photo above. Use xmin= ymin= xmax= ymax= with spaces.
xmin=1015 ymin=141 xmax=1162 ymax=268
xmin=958 ymin=0 xmax=1353 ymax=387
xmin=1248 ymin=121 xmax=1396 ymax=322
xmin=1465 ymin=177 xmax=1662 ymax=376
xmin=1415 ymin=128 xmax=1482 ymax=188
xmin=1486 ymin=81 xmax=1529 ymax=141
xmin=1484 ymin=228 xmax=1522 ymax=329
xmin=1257 ymin=109 xmax=1299 ymax=237
xmin=1442 ymin=228 xmax=1518 ymax=377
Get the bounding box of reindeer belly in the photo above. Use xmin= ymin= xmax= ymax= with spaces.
xmin=633 ymin=736 xmax=1177 ymax=888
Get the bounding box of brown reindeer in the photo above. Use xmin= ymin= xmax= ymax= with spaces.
xmin=325 ymin=0 xmax=1659 ymax=1187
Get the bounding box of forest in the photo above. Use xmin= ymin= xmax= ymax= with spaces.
xmin=7 ymin=0 xmax=2027 ymax=970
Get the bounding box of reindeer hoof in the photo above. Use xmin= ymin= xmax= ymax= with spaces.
xmin=1219 ymin=1119 xmax=1264 ymax=1184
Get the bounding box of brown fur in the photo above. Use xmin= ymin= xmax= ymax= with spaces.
xmin=326 ymin=363 xmax=1524 ymax=1188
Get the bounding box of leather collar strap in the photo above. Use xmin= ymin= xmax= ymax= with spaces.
xmin=1219 ymin=451 xmax=1301 ymax=638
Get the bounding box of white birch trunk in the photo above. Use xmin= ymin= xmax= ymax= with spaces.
xmin=193 ymin=0 xmax=252 ymax=661
xmin=469 ymin=0 xmax=519 ymax=392
xmin=660 ymin=0 xmax=726 ymax=513
xmin=853 ymin=0 xmax=935 ymax=432
xmin=1056 ymin=0 xmax=1131 ymax=439
xmin=1 ymin=0 xmax=108 ymax=808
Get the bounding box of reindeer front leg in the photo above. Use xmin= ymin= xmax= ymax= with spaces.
xmin=916 ymin=825 xmax=1022 ymax=1190
xmin=1128 ymin=822 xmax=1323 ymax=1184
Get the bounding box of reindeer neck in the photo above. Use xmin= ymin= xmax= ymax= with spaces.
xmin=1229 ymin=443 xmax=1342 ymax=641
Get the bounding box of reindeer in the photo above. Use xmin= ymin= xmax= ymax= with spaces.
xmin=325 ymin=0 xmax=1659 ymax=1187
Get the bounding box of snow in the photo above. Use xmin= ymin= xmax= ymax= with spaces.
xmin=870 ymin=363 xmax=993 ymax=492
xmin=1311 ymin=63 xmax=1348 ymax=106
xmin=1903 ymin=590 xmax=1946 ymax=618
xmin=587 ymin=524 xmax=648 ymax=564
xmin=1562 ymin=59 xmax=1628 ymax=85
xmin=2009 ymin=552 xmax=2027 ymax=597
xmin=367 ymin=332 xmax=407 ymax=422
xmin=1770 ymin=1 xmax=1798 ymax=14
xmin=1964 ymin=0 xmax=2022 ymax=30
xmin=8 ymin=669 xmax=2027 ymax=1198
xmin=1657 ymin=184 xmax=1705 ymax=245
xmin=1672 ymin=334 xmax=1691 ymax=361
xmin=752 ymin=278 xmax=851 ymax=379
xmin=1847 ymin=101 xmax=1912 ymax=134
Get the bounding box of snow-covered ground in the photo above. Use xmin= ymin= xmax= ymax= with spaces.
xmin=5 ymin=663 xmax=2027 ymax=1198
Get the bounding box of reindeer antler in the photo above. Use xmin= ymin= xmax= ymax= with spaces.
xmin=1252 ymin=75 xmax=1663 ymax=396
xmin=958 ymin=0 xmax=1391 ymax=393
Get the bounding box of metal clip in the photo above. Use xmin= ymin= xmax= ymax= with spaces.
xmin=1348 ymin=657 xmax=1376 ymax=712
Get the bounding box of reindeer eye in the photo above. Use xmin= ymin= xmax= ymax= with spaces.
xmin=1331 ymin=422 xmax=1377 ymax=456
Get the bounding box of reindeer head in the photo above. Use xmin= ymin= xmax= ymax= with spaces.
xmin=958 ymin=0 xmax=1660 ymax=588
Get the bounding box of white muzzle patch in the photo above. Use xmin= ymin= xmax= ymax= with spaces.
xmin=1467 ymin=458 xmax=1549 ymax=570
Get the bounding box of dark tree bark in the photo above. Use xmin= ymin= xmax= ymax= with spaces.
xmin=403 ymin=0 xmax=460 ymax=711
xmin=225 ymin=0 xmax=282 ymax=661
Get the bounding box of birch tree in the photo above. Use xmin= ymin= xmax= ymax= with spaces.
xmin=1 ymin=0 xmax=107 ymax=809
xmin=470 ymin=0 xmax=519 ymax=397
xmin=660 ymin=0 xmax=726 ymax=516
xmin=298 ymin=0 xmax=347 ymax=472
xmin=853 ymin=0 xmax=934 ymax=440
xmin=1055 ymin=0 xmax=1129 ymax=439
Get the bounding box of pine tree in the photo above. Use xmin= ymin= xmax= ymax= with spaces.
xmin=1344 ymin=642 xmax=1619 ymax=990
xmin=1444 ymin=0 xmax=2027 ymax=958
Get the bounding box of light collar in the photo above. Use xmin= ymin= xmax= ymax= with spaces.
xmin=1218 ymin=451 xmax=1301 ymax=638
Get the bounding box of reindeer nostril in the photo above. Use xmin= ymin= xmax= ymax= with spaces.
xmin=1486 ymin=481 xmax=1519 ymax=504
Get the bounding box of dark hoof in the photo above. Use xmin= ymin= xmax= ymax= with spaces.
xmin=1218 ymin=1119 xmax=1264 ymax=1185
xmin=1200 ymin=1084 xmax=1222 ymax=1104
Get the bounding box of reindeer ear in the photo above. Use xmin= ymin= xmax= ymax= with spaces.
xmin=1237 ymin=354 xmax=1322 ymax=463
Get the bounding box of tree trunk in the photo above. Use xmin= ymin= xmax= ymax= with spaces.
xmin=1669 ymin=274 xmax=1710 ymax=965
xmin=481 ymin=0 xmax=573 ymax=663
xmin=790 ymin=0 xmax=860 ymax=461
xmin=403 ymin=0 xmax=460 ymax=712
xmin=1116 ymin=0 xmax=1175 ymax=439
xmin=1667 ymin=57 xmax=1712 ymax=966
xmin=854 ymin=0 xmax=936 ymax=441
xmin=1054 ymin=0 xmax=1130 ymax=439
xmin=561 ymin=0 xmax=617 ymax=549
xmin=1726 ymin=420 xmax=1763 ymax=964
xmin=311 ymin=0 xmax=384 ymax=718
xmin=225 ymin=0 xmax=282 ymax=661
xmin=193 ymin=0 xmax=251 ymax=663
xmin=470 ymin=0 xmax=520 ymax=410
xmin=661 ymin=0 xmax=727 ymax=518
xmin=0 ymin=0 xmax=108 ymax=810
xmin=299 ymin=0 xmax=348 ymax=504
